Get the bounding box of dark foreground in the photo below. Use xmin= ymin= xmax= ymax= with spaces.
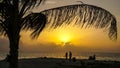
xmin=0 ymin=57 xmax=120 ymax=68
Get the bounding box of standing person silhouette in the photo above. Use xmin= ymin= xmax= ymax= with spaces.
xmin=69 ymin=51 xmax=72 ymax=61
xmin=93 ymin=54 xmax=96 ymax=60
xmin=65 ymin=52 xmax=68 ymax=60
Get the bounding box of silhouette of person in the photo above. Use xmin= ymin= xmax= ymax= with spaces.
xmin=69 ymin=51 xmax=72 ymax=61
xmin=93 ymin=54 xmax=96 ymax=60
xmin=65 ymin=52 xmax=68 ymax=60
xmin=88 ymin=54 xmax=96 ymax=60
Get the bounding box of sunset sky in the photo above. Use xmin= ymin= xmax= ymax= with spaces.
xmin=0 ymin=0 xmax=120 ymax=53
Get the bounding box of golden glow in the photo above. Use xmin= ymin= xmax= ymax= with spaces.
xmin=1 ymin=0 xmax=120 ymax=53
xmin=59 ymin=34 xmax=70 ymax=43
xmin=20 ymin=24 xmax=120 ymax=49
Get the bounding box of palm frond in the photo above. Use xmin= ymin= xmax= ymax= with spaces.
xmin=19 ymin=0 xmax=45 ymax=18
xmin=0 ymin=0 xmax=46 ymax=38
xmin=0 ymin=2 xmax=9 ymax=36
xmin=41 ymin=4 xmax=117 ymax=40
xmin=0 ymin=20 xmax=8 ymax=36
xmin=0 ymin=1 xmax=14 ymax=36
xmin=22 ymin=13 xmax=47 ymax=38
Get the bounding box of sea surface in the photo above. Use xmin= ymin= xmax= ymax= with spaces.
xmin=0 ymin=52 xmax=120 ymax=61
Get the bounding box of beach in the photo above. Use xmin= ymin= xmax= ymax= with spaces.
xmin=0 ymin=57 xmax=120 ymax=68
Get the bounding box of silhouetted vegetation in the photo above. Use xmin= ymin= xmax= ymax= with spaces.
xmin=0 ymin=0 xmax=46 ymax=68
xmin=0 ymin=0 xmax=117 ymax=68
xmin=41 ymin=3 xmax=117 ymax=40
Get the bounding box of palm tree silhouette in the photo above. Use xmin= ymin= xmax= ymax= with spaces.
xmin=41 ymin=3 xmax=117 ymax=40
xmin=0 ymin=0 xmax=117 ymax=68
xmin=0 ymin=0 xmax=46 ymax=68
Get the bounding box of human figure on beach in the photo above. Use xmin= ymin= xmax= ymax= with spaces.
xmin=88 ymin=54 xmax=96 ymax=60
xmin=65 ymin=52 xmax=68 ymax=60
xmin=69 ymin=51 xmax=72 ymax=61
xmin=93 ymin=54 xmax=96 ymax=60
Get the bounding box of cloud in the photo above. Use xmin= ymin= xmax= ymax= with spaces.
xmin=1 ymin=38 xmax=120 ymax=54
xmin=19 ymin=42 xmax=95 ymax=53
xmin=45 ymin=1 xmax=56 ymax=4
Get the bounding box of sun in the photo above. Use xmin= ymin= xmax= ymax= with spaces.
xmin=59 ymin=34 xmax=71 ymax=43
xmin=61 ymin=36 xmax=69 ymax=43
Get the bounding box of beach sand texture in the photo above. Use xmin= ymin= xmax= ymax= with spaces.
xmin=0 ymin=58 xmax=120 ymax=68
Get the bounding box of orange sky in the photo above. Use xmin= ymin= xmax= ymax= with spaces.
xmin=21 ymin=0 xmax=120 ymax=53
xmin=20 ymin=23 xmax=120 ymax=53
xmin=0 ymin=0 xmax=120 ymax=53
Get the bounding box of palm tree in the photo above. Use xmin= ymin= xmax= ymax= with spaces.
xmin=0 ymin=0 xmax=117 ymax=68
xmin=0 ymin=0 xmax=46 ymax=68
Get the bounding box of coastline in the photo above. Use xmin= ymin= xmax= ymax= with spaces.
xmin=0 ymin=57 xmax=120 ymax=68
xmin=1 ymin=52 xmax=120 ymax=61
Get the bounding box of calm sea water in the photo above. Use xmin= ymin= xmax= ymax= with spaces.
xmin=0 ymin=52 xmax=120 ymax=61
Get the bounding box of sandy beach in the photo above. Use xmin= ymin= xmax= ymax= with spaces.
xmin=0 ymin=57 xmax=120 ymax=68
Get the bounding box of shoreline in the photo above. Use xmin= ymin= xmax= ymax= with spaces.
xmin=0 ymin=57 xmax=120 ymax=68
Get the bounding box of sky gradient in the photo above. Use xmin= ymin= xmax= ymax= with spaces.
xmin=0 ymin=0 xmax=120 ymax=53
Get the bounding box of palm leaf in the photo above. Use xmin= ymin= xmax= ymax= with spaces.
xmin=22 ymin=13 xmax=47 ymax=38
xmin=0 ymin=21 xmax=6 ymax=35
xmin=19 ymin=0 xmax=45 ymax=18
xmin=0 ymin=2 xmax=12 ymax=36
xmin=0 ymin=0 xmax=45 ymax=38
xmin=41 ymin=4 xmax=117 ymax=40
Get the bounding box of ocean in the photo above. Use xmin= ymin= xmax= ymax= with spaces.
xmin=0 ymin=52 xmax=120 ymax=61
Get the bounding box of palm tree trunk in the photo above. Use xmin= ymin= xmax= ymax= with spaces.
xmin=8 ymin=0 xmax=19 ymax=67
xmin=8 ymin=34 xmax=20 ymax=68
